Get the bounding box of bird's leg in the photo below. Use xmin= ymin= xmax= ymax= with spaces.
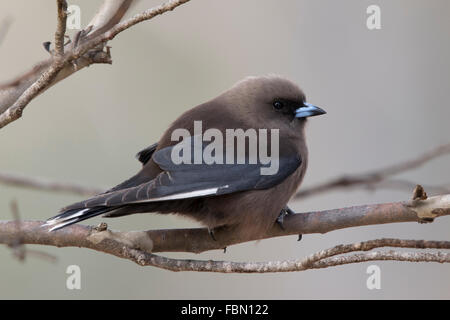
xmin=276 ymin=206 xmax=303 ymax=241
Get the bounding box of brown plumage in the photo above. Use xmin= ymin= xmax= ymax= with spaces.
xmin=45 ymin=75 xmax=326 ymax=240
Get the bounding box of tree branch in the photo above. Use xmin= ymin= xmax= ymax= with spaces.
xmin=122 ymin=239 xmax=450 ymax=272
xmin=54 ymin=0 xmax=68 ymax=57
xmin=0 ymin=0 xmax=191 ymax=129
xmin=0 ymin=171 xmax=104 ymax=196
xmin=84 ymin=0 xmax=135 ymax=40
xmin=295 ymin=142 xmax=450 ymax=199
xmin=5 ymin=200 xmax=57 ymax=263
xmin=0 ymin=188 xmax=448 ymax=254
xmin=0 ymin=193 xmax=449 ymax=272
xmin=0 ymin=60 xmax=66 ymax=129
xmin=2 ymin=211 xmax=450 ymax=272
xmin=0 ymin=0 xmax=132 ymax=92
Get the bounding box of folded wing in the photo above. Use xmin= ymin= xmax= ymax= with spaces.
xmin=45 ymin=137 xmax=301 ymax=230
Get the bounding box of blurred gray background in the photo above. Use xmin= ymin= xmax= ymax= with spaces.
xmin=0 ymin=0 xmax=449 ymax=299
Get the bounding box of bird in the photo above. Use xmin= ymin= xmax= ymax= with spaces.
xmin=44 ymin=75 xmax=326 ymax=240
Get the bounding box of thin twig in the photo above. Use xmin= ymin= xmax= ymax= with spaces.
xmin=0 ymin=60 xmax=66 ymax=129
xmin=122 ymin=238 xmax=450 ymax=272
xmin=6 ymin=200 xmax=57 ymax=263
xmin=84 ymin=0 xmax=134 ymax=40
xmin=54 ymin=0 xmax=68 ymax=57
xmin=0 ymin=171 xmax=104 ymax=196
xmin=295 ymin=143 xmax=450 ymax=199
xmin=8 ymin=199 xmax=25 ymax=261
xmin=0 ymin=1 xmax=68 ymax=128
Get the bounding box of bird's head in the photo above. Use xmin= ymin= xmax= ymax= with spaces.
xmin=224 ymin=75 xmax=326 ymax=129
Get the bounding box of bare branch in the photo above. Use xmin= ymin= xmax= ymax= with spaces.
xmin=0 ymin=0 xmax=131 ymax=91
xmin=2 ymin=214 xmax=449 ymax=272
xmin=0 ymin=193 xmax=448 ymax=254
xmin=0 ymin=190 xmax=448 ymax=272
xmin=84 ymin=0 xmax=134 ymax=39
xmin=134 ymin=193 xmax=450 ymax=253
xmin=6 ymin=200 xmax=57 ymax=263
xmin=0 ymin=0 xmax=191 ymax=129
xmin=310 ymin=250 xmax=450 ymax=270
xmin=8 ymin=199 xmax=25 ymax=261
xmin=54 ymin=0 xmax=68 ymax=57
xmin=295 ymin=142 xmax=450 ymax=199
xmin=0 ymin=171 xmax=104 ymax=196
xmin=0 ymin=60 xmax=66 ymax=129
xmin=0 ymin=0 xmax=128 ymax=91
xmin=122 ymin=239 xmax=450 ymax=272
xmin=62 ymin=0 xmax=193 ymax=68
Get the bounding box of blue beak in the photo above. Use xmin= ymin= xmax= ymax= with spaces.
xmin=295 ymin=102 xmax=326 ymax=118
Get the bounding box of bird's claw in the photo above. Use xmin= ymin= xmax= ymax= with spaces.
xmin=276 ymin=206 xmax=303 ymax=241
xmin=276 ymin=206 xmax=293 ymax=230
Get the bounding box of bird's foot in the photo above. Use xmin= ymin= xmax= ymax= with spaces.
xmin=276 ymin=206 xmax=303 ymax=241
xmin=276 ymin=206 xmax=294 ymax=230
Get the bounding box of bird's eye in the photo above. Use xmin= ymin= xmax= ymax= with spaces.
xmin=273 ymin=101 xmax=284 ymax=110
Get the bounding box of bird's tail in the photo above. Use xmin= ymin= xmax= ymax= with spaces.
xmin=43 ymin=206 xmax=116 ymax=232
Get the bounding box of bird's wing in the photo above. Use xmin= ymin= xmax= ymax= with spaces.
xmin=135 ymin=143 xmax=158 ymax=165
xmin=60 ymin=137 xmax=301 ymax=210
